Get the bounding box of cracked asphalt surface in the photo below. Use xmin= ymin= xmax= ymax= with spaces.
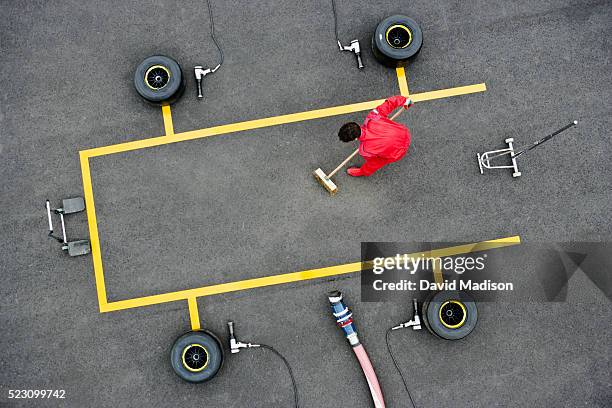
xmin=1 ymin=0 xmax=610 ymax=406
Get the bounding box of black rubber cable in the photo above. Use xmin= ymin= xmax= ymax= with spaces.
xmin=259 ymin=344 xmax=299 ymax=408
xmin=331 ymin=0 xmax=340 ymax=42
xmin=385 ymin=328 xmax=418 ymax=408
xmin=205 ymin=0 xmax=223 ymax=69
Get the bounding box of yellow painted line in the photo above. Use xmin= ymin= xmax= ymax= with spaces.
xmin=81 ymin=83 xmax=490 ymax=314
xmin=433 ymin=263 xmax=444 ymax=284
xmin=80 ymin=83 xmax=486 ymax=159
xmin=79 ymin=152 xmax=108 ymax=311
xmin=411 ymin=83 xmax=487 ymax=103
xmin=188 ymin=298 xmax=201 ymax=331
xmin=161 ymin=103 xmax=174 ymax=136
xmin=426 ymin=236 xmax=520 ymax=284
xmin=424 ymin=235 xmax=520 ymax=258
xmin=396 ymin=67 xmax=410 ymax=96
xmin=102 ymin=261 xmax=362 ymax=312
xmin=100 ymin=236 xmax=520 ymax=313
xmin=80 ymin=99 xmax=384 ymax=158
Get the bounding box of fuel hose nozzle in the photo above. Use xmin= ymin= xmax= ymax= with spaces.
xmin=328 ymin=290 xmax=360 ymax=346
xmin=327 ymin=290 xmax=386 ymax=408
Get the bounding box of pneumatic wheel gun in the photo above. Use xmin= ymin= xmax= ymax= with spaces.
xmin=194 ymin=63 xmax=220 ymax=99
xmin=338 ymin=39 xmax=364 ymax=69
xmin=194 ymin=66 xmax=211 ymax=99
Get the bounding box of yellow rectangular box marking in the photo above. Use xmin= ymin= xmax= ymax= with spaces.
xmin=80 ymin=73 xmax=489 ymax=314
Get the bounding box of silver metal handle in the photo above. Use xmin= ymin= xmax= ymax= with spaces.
xmin=46 ymin=200 xmax=54 ymax=233
xmin=196 ymin=78 xmax=203 ymax=99
xmin=356 ymin=53 xmax=364 ymax=69
xmin=59 ymin=213 xmax=67 ymax=244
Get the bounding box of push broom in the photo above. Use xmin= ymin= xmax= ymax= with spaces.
xmin=313 ymin=106 xmax=406 ymax=195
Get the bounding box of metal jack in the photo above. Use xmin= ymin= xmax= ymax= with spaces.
xmin=46 ymin=198 xmax=90 ymax=257
xmin=391 ymin=299 xmax=422 ymax=331
xmin=227 ymin=321 xmax=260 ymax=353
xmin=194 ymin=64 xmax=220 ymax=99
xmin=338 ymin=39 xmax=364 ymax=69
xmin=477 ymin=120 xmax=578 ymax=177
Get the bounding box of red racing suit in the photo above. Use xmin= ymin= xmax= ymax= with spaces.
xmin=357 ymin=96 xmax=411 ymax=176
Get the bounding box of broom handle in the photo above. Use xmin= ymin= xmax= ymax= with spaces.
xmin=484 ymin=120 xmax=578 ymax=162
xmin=512 ymin=120 xmax=577 ymax=159
xmin=327 ymin=149 xmax=360 ymax=178
xmin=327 ymin=107 xmax=406 ymax=178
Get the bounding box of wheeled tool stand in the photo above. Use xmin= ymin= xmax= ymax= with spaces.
xmin=45 ymin=197 xmax=90 ymax=256
xmin=477 ymin=138 xmax=522 ymax=177
xmin=477 ymin=121 xmax=578 ymax=177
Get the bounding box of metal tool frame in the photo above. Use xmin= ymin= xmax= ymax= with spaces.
xmin=477 ymin=121 xmax=578 ymax=178
xmin=46 ymin=198 xmax=91 ymax=257
xmin=477 ymin=137 xmax=522 ymax=177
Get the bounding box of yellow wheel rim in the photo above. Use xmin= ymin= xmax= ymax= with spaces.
xmin=181 ymin=343 xmax=209 ymax=372
xmin=385 ymin=24 xmax=412 ymax=49
xmin=144 ymin=65 xmax=171 ymax=90
xmin=439 ymin=300 xmax=467 ymax=329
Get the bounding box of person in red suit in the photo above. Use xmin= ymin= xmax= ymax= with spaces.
xmin=338 ymin=95 xmax=413 ymax=176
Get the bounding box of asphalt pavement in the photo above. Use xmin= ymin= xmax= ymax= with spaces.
xmin=1 ymin=0 xmax=610 ymax=407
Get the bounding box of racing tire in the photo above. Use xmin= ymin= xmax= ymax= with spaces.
xmin=170 ymin=330 xmax=224 ymax=383
xmin=421 ymin=291 xmax=436 ymax=336
xmin=372 ymin=15 xmax=423 ymax=67
xmin=134 ymin=55 xmax=185 ymax=105
xmin=422 ymin=291 xmax=477 ymax=340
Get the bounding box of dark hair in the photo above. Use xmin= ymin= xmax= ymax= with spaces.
xmin=338 ymin=122 xmax=361 ymax=142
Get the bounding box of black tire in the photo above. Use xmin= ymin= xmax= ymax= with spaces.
xmin=170 ymin=330 xmax=224 ymax=383
xmin=134 ymin=55 xmax=185 ymax=105
xmin=421 ymin=291 xmax=436 ymax=337
xmin=372 ymin=15 xmax=423 ymax=67
xmin=422 ymin=291 xmax=477 ymax=340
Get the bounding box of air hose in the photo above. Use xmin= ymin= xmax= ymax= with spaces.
xmin=204 ymin=0 xmax=223 ymax=72
xmin=330 ymin=0 xmax=364 ymax=68
xmin=258 ymin=344 xmax=299 ymax=408
xmin=195 ymin=0 xmax=224 ymax=98
xmin=331 ymin=0 xmax=340 ymax=43
xmin=227 ymin=322 xmax=299 ymax=408
xmin=386 ymin=328 xmax=418 ymax=408
xmin=384 ymin=298 xmax=423 ymax=408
